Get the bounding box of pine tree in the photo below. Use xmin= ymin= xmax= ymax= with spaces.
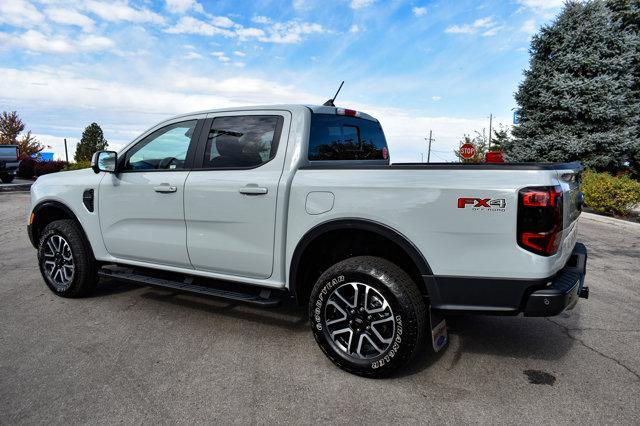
xmin=75 ymin=123 xmax=108 ymax=162
xmin=505 ymin=1 xmax=637 ymax=173
xmin=607 ymin=0 xmax=640 ymax=175
xmin=490 ymin=125 xmax=511 ymax=152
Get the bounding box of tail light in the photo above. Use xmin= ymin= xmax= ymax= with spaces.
xmin=517 ymin=185 xmax=563 ymax=256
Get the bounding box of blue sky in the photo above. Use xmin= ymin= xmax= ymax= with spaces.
xmin=0 ymin=0 xmax=564 ymax=162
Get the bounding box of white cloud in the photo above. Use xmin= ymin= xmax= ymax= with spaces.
xmin=259 ymin=21 xmax=325 ymax=44
xmin=445 ymin=17 xmax=497 ymax=35
xmin=45 ymin=8 xmax=95 ymax=31
xmin=349 ymin=24 xmax=360 ymax=33
xmin=521 ymin=18 xmax=537 ymax=35
xmin=233 ymin=50 xmax=246 ymax=57
xmin=236 ymin=27 xmax=265 ymax=40
xmin=517 ymin=0 xmax=564 ymax=10
xmin=165 ymin=0 xmax=204 ymax=14
xmin=0 ymin=30 xmax=114 ymax=54
xmin=431 ymin=96 xmax=441 ymax=101
xmin=167 ymin=15 xmax=324 ymax=44
xmin=412 ymin=6 xmax=427 ymax=17
xmin=165 ymin=16 xmax=234 ymax=36
xmin=233 ymin=62 xmax=246 ymax=68
xmin=211 ymin=16 xmax=236 ymax=28
xmin=212 ymin=51 xmax=230 ymax=62
xmin=84 ymin=1 xmax=164 ymax=24
xmin=351 ymin=0 xmax=375 ymax=10
xmin=0 ymin=0 xmax=44 ymax=28
xmin=185 ymin=51 xmax=203 ymax=60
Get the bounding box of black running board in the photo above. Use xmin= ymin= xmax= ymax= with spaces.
xmin=98 ymin=268 xmax=281 ymax=307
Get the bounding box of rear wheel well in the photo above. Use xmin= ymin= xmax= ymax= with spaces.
xmin=290 ymin=224 xmax=430 ymax=305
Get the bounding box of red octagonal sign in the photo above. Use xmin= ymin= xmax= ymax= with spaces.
xmin=459 ymin=143 xmax=476 ymax=159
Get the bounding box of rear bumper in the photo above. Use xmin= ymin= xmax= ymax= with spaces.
xmin=424 ymin=243 xmax=588 ymax=316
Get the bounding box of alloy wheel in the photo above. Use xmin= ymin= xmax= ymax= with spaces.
xmin=324 ymin=282 xmax=396 ymax=359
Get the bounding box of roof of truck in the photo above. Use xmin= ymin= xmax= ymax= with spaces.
xmin=166 ymin=104 xmax=379 ymax=123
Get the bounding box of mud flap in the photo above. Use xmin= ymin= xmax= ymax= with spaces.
xmin=429 ymin=306 xmax=448 ymax=352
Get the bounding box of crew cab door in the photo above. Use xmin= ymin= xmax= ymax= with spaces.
xmin=184 ymin=111 xmax=289 ymax=278
xmin=99 ymin=118 xmax=203 ymax=268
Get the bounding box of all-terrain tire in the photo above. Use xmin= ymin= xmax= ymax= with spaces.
xmin=309 ymin=256 xmax=427 ymax=378
xmin=37 ymin=219 xmax=98 ymax=297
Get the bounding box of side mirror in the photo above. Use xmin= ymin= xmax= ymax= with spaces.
xmin=91 ymin=151 xmax=118 ymax=174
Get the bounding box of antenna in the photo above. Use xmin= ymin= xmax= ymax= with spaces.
xmin=323 ymin=81 xmax=344 ymax=107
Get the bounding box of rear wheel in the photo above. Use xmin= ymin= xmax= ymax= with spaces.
xmin=309 ymin=256 xmax=427 ymax=377
xmin=37 ymin=219 xmax=98 ymax=297
xmin=0 ymin=173 xmax=14 ymax=183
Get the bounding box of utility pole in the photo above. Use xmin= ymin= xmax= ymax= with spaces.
xmin=425 ymin=130 xmax=434 ymax=163
xmin=64 ymin=138 xmax=69 ymax=164
xmin=488 ymin=114 xmax=493 ymax=150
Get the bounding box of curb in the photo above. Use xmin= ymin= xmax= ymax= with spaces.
xmin=580 ymin=212 xmax=640 ymax=229
xmin=0 ymin=183 xmax=32 ymax=193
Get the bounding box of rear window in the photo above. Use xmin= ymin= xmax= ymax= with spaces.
xmin=308 ymin=114 xmax=388 ymax=161
xmin=0 ymin=146 xmax=17 ymax=156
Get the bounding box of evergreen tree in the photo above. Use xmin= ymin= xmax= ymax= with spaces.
xmin=75 ymin=123 xmax=108 ymax=162
xmin=607 ymin=0 xmax=640 ymax=175
xmin=490 ymin=125 xmax=511 ymax=152
xmin=505 ymin=1 xmax=637 ymax=173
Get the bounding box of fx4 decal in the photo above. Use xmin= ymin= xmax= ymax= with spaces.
xmin=458 ymin=197 xmax=506 ymax=211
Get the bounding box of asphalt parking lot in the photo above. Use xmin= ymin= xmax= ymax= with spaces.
xmin=1 ymin=191 xmax=638 ymax=424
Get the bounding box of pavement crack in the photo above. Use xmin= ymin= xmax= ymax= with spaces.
xmin=546 ymin=318 xmax=640 ymax=382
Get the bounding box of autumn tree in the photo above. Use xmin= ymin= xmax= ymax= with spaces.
xmin=454 ymin=130 xmax=488 ymax=163
xmin=0 ymin=111 xmax=44 ymax=157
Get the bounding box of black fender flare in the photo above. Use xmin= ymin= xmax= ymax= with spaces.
xmin=28 ymin=200 xmax=83 ymax=248
xmin=288 ymin=218 xmax=433 ymax=302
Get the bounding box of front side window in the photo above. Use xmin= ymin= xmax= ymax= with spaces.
xmin=308 ymin=114 xmax=388 ymax=161
xmin=124 ymin=120 xmax=197 ymax=171
xmin=202 ymin=115 xmax=281 ymax=169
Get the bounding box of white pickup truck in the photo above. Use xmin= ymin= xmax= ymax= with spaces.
xmin=27 ymin=104 xmax=588 ymax=377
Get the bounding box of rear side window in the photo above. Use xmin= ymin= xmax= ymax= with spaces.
xmin=308 ymin=114 xmax=388 ymax=161
xmin=202 ymin=115 xmax=282 ymax=169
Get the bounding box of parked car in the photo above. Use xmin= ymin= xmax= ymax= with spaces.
xmin=26 ymin=105 xmax=588 ymax=377
xmin=0 ymin=145 xmax=20 ymax=183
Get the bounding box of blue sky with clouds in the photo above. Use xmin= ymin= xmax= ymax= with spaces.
xmin=0 ymin=0 xmax=564 ymax=162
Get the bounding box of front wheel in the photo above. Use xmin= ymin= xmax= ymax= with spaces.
xmin=0 ymin=173 xmax=14 ymax=183
xmin=309 ymin=256 xmax=427 ymax=377
xmin=37 ymin=219 xmax=98 ymax=297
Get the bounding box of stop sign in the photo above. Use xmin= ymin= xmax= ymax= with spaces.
xmin=459 ymin=143 xmax=476 ymax=160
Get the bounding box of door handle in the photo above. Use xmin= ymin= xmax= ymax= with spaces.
xmin=239 ymin=185 xmax=268 ymax=195
xmin=154 ymin=184 xmax=177 ymax=193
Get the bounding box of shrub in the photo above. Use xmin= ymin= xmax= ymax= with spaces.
xmin=33 ymin=160 xmax=66 ymax=177
xmin=64 ymin=161 xmax=91 ymax=171
xmin=581 ymin=170 xmax=640 ymax=216
xmin=17 ymin=154 xmax=35 ymax=179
